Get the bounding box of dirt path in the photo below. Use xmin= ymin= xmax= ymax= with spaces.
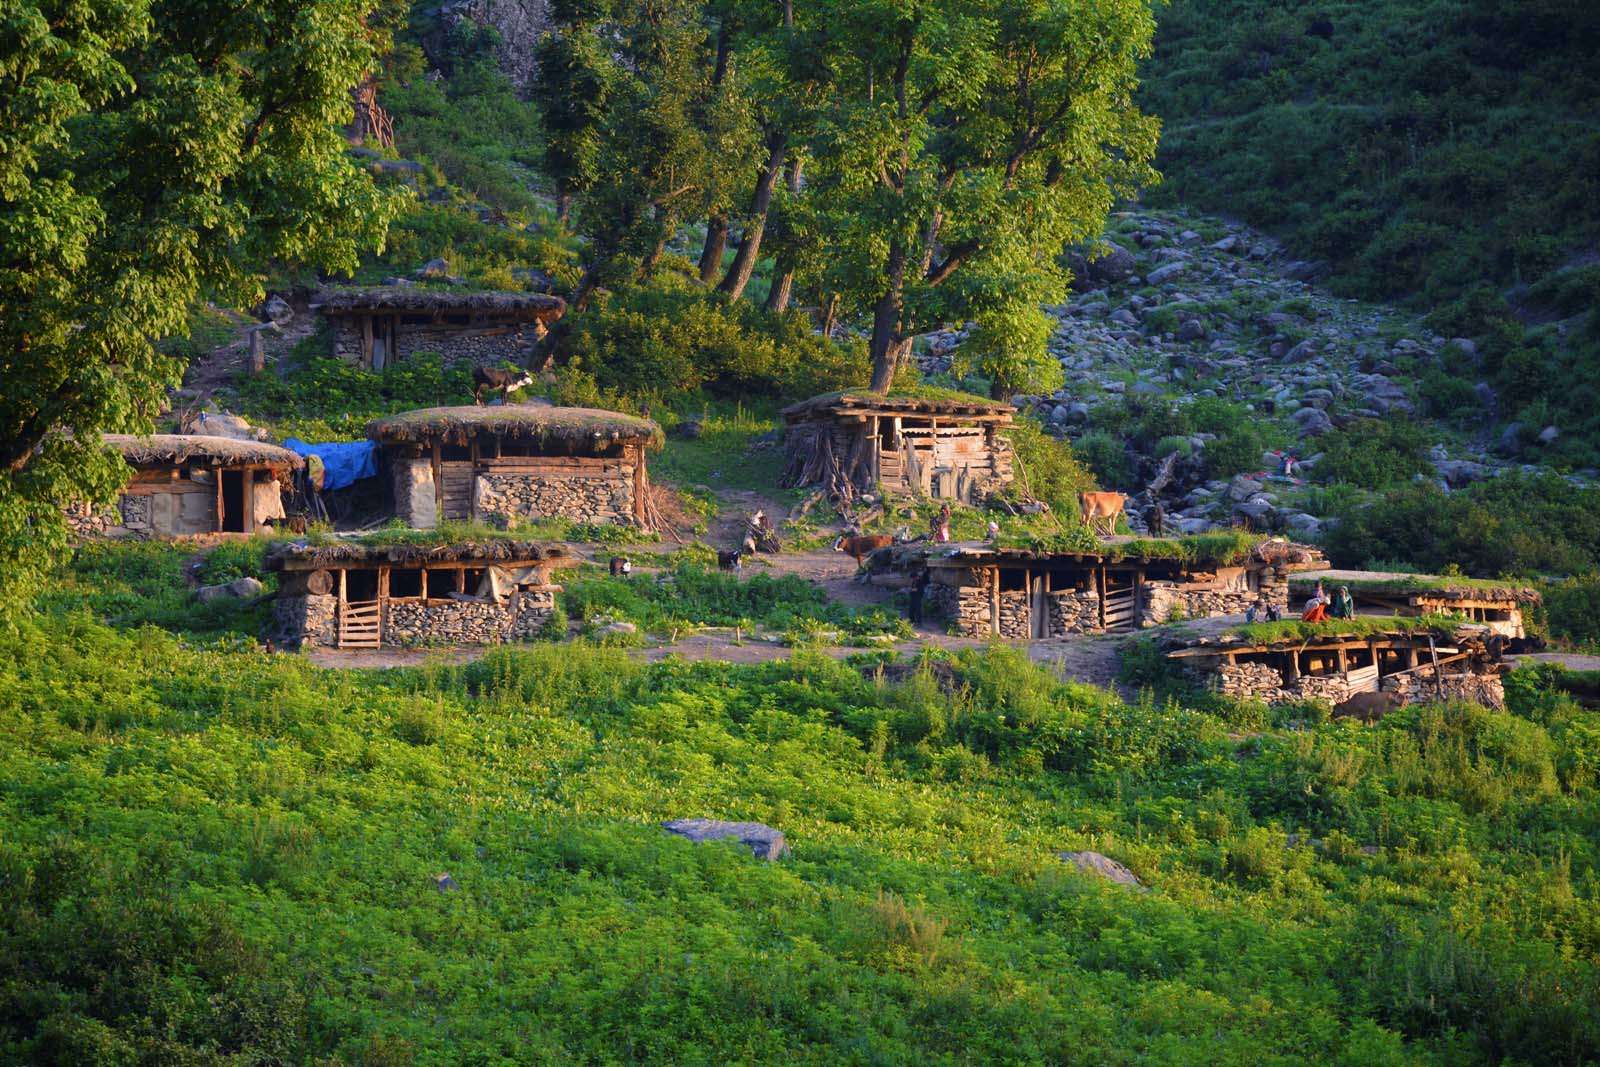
xmin=1509 ymin=653 xmax=1600 ymax=672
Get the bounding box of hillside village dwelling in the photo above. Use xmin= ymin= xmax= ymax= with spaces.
xmin=367 ymin=405 xmax=662 ymax=530
xmin=1166 ymin=622 xmax=1508 ymax=709
xmin=782 ymin=391 xmax=1015 ymax=503
xmin=316 ymin=287 xmax=566 ymax=369
xmin=899 ymin=538 xmax=1324 ymax=639
xmin=268 ymin=540 xmax=573 ymax=650
xmin=1288 ymin=569 xmax=1538 ymax=638
xmin=69 ymin=435 xmax=303 ymax=538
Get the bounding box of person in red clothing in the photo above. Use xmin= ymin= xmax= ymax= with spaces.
xmin=1301 ymin=593 xmax=1329 ymax=623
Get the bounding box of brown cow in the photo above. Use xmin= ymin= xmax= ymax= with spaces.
xmin=1332 ymin=690 xmax=1402 ymax=724
xmin=1078 ymin=492 xmax=1127 ymax=538
xmin=833 ymin=533 xmax=893 ymax=566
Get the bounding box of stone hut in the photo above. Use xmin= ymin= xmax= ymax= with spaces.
xmin=267 ymin=539 xmax=574 ymax=650
xmin=367 ymin=404 xmax=662 ymax=530
xmin=69 ymin=435 xmax=303 ymax=538
xmin=781 ymin=391 xmax=1015 ymax=503
xmin=1166 ymin=622 xmax=1508 ymax=709
xmin=903 ymin=537 xmax=1323 ymax=639
xmin=1289 ymin=570 xmax=1539 ymax=639
xmin=316 ymin=287 xmax=566 ymax=369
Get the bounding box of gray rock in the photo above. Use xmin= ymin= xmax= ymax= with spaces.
xmin=1178 ymin=229 xmax=1201 ymax=243
xmin=1538 ymin=425 xmax=1561 ymax=445
xmin=1474 ymin=381 xmax=1497 ymax=412
xmin=1497 ymin=422 xmax=1524 ymax=455
xmin=434 ymin=872 xmax=459 ymax=892
xmin=1283 ymin=512 xmax=1322 ymax=536
xmin=1058 ymin=851 xmax=1145 ymax=889
xmin=663 ymin=819 xmax=789 ymax=861
xmin=1065 ymin=402 xmax=1091 ymax=424
xmin=1146 ymin=261 xmax=1189 ymax=285
xmin=1449 ymin=337 xmax=1478 ymax=358
xmin=1292 ymin=407 xmax=1335 ymax=436
xmin=1434 ymin=458 xmax=1489 ymax=487
xmin=1227 ymin=475 xmax=1265 ymax=502
xmin=1210 ymin=235 xmax=1241 ymax=253
xmin=1109 ymin=308 xmax=1139 ymax=326
xmin=262 ymin=295 xmax=294 ymax=323
xmin=417 ymin=257 xmax=450 ymax=278
xmin=674 ymin=419 xmax=704 ymax=440
xmin=196 ymin=576 xmax=263 ymax=603
xmin=596 ymin=621 xmax=638 ymax=637
xmin=1176 ymin=319 xmax=1206 ymax=342
xmin=1284 ymin=340 xmax=1318 ymax=363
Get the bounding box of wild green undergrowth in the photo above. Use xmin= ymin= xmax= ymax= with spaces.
xmin=560 ymin=563 xmax=910 ymax=643
xmin=229 ymin=347 xmax=477 ymax=441
xmin=3 ymin=612 xmax=1599 ymax=1063
xmin=1140 ymin=0 xmax=1600 ymax=462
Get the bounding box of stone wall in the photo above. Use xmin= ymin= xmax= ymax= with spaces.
xmin=1140 ymin=567 xmax=1289 ymax=627
xmin=391 ymin=457 xmax=437 ymax=528
xmin=384 ymin=590 xmax=555 ymax=647
xmin=997 ymin=590 xmax=1031 ymax=639
xmin=1286 ymin=674 xmax=1357 ymax=704
xmin=272 ymin=594 xmax=338 ymax=650
xmin=1047 ymin=589 xmax=1101 ymax=635
xmin=933 ymin=581 xmax=993 ymax=637
xmin=476 ymin=468 xmax=638 ymax=527
xmin=1383 ymin=667 xmax=1505 ymax=709
xmin=1205 ymin=661 xmax=1285 ymax=700
xmin=329 ymin=317 xmax=540 ymax=368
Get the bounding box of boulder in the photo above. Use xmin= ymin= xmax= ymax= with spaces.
xmin=1227 ymin=475 xmax=1265 ymax=502
xmin=1058 ymin=851 xmax=1145 ymax=890
xmin=663 ymin=819 xmax=789 ymax=861
xmin=1282 ymin=512 xmax=1322 ymax=536
xmin=674 ymin=419 xmax=704 ymax=440
xmin=417 ymin=257 xmax=450 ymax=278
xmin=434 ymin=872 xmax=459 ymax=892
xmin=1176 ymin=319 xmax=1206 ymax=342
xmin=1538 ymin=425 xmax=1561 ymax=445
xmin=1210 ymin=235 xmax=1241 ymax=253
xmin=262 ymin=294 xmax=294 ymax=324
xmin=1146 ymin=260 xmax=1188 ymax=285
xmin=1109 ymin=308 xmax=1139 ymax=326
xmin=596 ymin=621 xmax=638 ymax=637
xmin=1283 ymin=340 xmax=1318 ymax=363
xmin=1292 ymin=407 xmax=1334 ymax=436
xmin=191 ymin=411 xmax=263 ymax=441
xmin=1434 ymin=458 xmax=1489 ymax=488
xmin=196 ymin=577 xmax=263 ymax=604
xmin=1473 ymin=381 xmax=1497 ymax=412
xmin=1497 ymin=422 xmax=1524 ymax=455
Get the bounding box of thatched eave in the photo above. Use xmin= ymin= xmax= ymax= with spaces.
xmin=266 ymin=539 xmax=576 ymax=570
xmin=367 ymin=404 xmax=663 ymax=451
xmin=105 ymin=434 xmax=304 ymax=470
xmin=314 ymin=286 xmax=566 ymax=321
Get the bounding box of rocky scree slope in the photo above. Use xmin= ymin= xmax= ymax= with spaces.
xmin=924 ymin=209 xmax=1582 ymax=537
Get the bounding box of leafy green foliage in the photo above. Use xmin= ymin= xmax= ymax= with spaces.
xmin=0 ymin=0 xmax=401 ymax=607
xmin=4 ymin=609 xmax=1600 ymax=1061
xmin=1544 ymin=575 xmax=1600 ymax=649
xmin=556 ymin=285 xmax=869 ymax=402
xmin=1001 ymin=420 xmax=1099 ymax=516
xmin=1325 ymin=472 xmax=1600 ymax=578
xmin=562 ymin=563 xmax=908 ymax=639
xmin=1314 ymin=419 xmax=1433 ymax=489
xmin=229 ymin=350 xmax=476 ymax=440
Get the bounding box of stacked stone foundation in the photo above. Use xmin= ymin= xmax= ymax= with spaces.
xmin=270 ymin=590 xmax=554 ymax=650
xmin=476 ymin=471 xmax=637 ymax=527
xmin=272 ymin=594 xmax=338 ymax=650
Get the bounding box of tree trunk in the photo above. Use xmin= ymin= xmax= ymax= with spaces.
xmin=698 ymin=214 xmax=728 ymax=283
xmin=764 ymin=259 xmax=795 ymax=313
xmin=639 ymin=218 xmax=672 ymax=280
xmin=868 ymin=243 xmax=907 ymax=393
xmin=820 ymin=292 xmax=839 ymax=339
xmin=557 ymin=190 xmax=573 ymax=226
xmin=718 ymin=133 xmax=787 ymax=301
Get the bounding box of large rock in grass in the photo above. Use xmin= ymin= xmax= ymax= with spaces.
xmin=663 ymin=819 xmax=789 ymax=861
xmin=1058 ymin=851 xmax=1145 ymax=890
xmin=196 ymin=577 xmax=263 ymax=603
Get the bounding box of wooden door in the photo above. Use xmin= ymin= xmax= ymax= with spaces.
xmin=338 ymin=599 xmax=381 ymax=648
xmin=438 ymin=462 xmax=474 ymax=521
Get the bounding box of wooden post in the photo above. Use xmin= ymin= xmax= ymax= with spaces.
xmin=1097 ymin=565 xmax=1106 ymax=631
xmin=377 ymin=566 xmax=389 ymax=601
xmin=988 ymin=567 xmax=1000 ymax=637
xmin=1337 ymin=646 xmax=1348 ymax=680
xmin=1283 ymin=652 xmax=1301 ymax=684
xmin=431 ymin=443 xmax=443 ymax=517
xmin=242 ymin=470 xmax=254 ymax=534
xmin=249 ymin=329 xmax=265 ymax=374
xmin=361 ymin=314 xmax=373 ymax=367
xmin=213 ymin=466 xmax=224 ymax=532
xmin=338 ymin=568 xmax=347 ymax=604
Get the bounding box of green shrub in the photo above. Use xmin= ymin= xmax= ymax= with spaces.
xmin=1073 ymin=431 xmax=1135 ymax=489
xmin=1544 ymin=575 xmax=1600 ymax=648
xmin=1315 ymin=419 xmax=1432 ymax=489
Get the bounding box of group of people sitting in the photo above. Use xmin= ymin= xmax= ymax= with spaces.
xmin=1300 ymin=582 xmax=1354 ymax=623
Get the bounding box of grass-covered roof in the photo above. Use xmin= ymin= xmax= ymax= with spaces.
xmin=782 ymin=388 xmax=1015 ymax=420
xmin=316 ymin=286 xmax=566 ymax=319
xmin=267 ymin=539 xmax=575 ymax=569
xmin=1288 ymin=569 xmax=1540 ymax=603
xmin=105 ymin=434 xmax=304 ymax=470
xmin=367 ymin=404 xmax=663 ymax=449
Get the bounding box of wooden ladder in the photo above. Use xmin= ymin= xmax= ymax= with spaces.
xmin=338 ymin=599 xmax=381 ymax=649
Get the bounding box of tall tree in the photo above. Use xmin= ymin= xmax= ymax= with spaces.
xmin=810 ymin=0 xmax=1159 ymax=392
xmin=0 ymin=0 xmax=400 ymax=606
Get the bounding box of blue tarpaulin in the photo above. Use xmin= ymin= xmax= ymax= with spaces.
xmin=283 ymin=438 xmax=380 ymax=492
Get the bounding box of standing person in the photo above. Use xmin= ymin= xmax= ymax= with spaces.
xmin=934 ymin=503 xmax=952 ymax=544
xmin=986 ymin=519 xmax=1000 ymax=542
xmin=908 ymin=570 xmax=929 ymax=626
xmin=1266 ymin=600 xmax=1283 ymax=622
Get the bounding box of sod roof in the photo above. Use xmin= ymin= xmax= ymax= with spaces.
xmin=782 ymin=389 xmax=1015 ymax=421
xmin=266 ymin=539 xmax=575 ymax=569
xmin=315 ymin=286 xmax=566 ymax=319
xmin=366 ymin=405 xmax=663 ymax=449
xmin=105 ymin=434 xmax=304 ymax=470
xmin=1288 ymin=569 xmax=1540 ymax=604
